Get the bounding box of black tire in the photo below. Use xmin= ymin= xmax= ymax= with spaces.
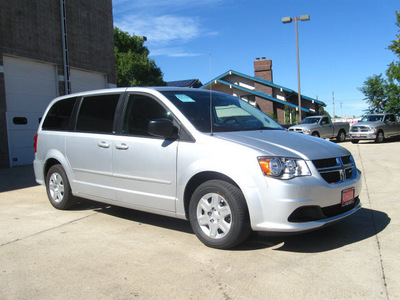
xmin=46 ymin=164 xmax=76 ymax=210
xmin=336 ymin=130 xmax=346 ymax=142
xmin=189 ymin=180 xmax=251 ymax=249
xmin=312 ymin=132 xmax=320 ymax=138
xmin=351 ymin=140 xmax=359 ymax=144
xmin=375 ymin=130 xmax=384 ymax=143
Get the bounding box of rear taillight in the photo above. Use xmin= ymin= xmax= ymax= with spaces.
xmin=34 ymin=134 xmax=38 ymax=153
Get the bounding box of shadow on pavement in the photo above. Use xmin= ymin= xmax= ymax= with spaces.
xmin=72 ymin=199 xmax=193 ymax=234
xmin=0 ymin=165 xmax=38 ymax=192
xmin=240 ymin=208 xmax=390 ymax=252
xmin=72 ymin=199 xmax=390 ymax=253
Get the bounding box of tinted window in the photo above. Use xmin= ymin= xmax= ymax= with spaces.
xmin=42 ymin=97 xmax=77 ymax=130
xmin=385 ymin=114 xmax=395 ymax=122
xmin=122 ymin=94 xmax=172 ymax=136
xmin=76 ymin=94 xmax=120 ymax=133
xmin=321 ymin=117 xmax=329 ymax=124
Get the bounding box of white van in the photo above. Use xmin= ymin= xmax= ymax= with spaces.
xmin=34 ymin=87 xmax=362 ymax=249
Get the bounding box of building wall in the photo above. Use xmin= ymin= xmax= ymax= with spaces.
xmin=66 ymin=0 xmax=115 ymax=78
xmin=0 ymin=0 xmax=116 ymax=168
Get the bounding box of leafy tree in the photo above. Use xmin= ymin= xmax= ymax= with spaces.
xmin=319 ymin=106 xmax=331 ymax=118
xmin=268 ymin=112 xmax=278 ymax=122
xmin=360 ymin=11 xmax=400 ymax=115
xmin=360 ymin=74 xmax=389 ymax=113
xmin=114 ymin=27 xmax=166 ymax=87
xmin=285 ymin=106 xmax=293 ymax=124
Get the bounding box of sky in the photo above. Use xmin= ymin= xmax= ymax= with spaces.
xmin=112 ymin=0 xmax=399 ymax=117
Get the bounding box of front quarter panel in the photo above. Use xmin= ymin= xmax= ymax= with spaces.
xmin=175 ymin=135 xmax=263 ymax=217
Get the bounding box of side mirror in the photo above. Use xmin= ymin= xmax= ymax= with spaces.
xmin=148 ymin=118 xmax=178 ymax=138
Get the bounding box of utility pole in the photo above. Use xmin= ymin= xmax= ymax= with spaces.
xmin=332 ymin=91 xmax=335 ymax=120
xmin=340 ymin=102 xmax=343 ymax=118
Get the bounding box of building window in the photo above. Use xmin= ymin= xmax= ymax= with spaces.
xmin=241 ymin=95 xmax=256 ymax=107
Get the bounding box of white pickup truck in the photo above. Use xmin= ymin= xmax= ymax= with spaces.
xmin=288 ymin=115 xmax=349 ymax=142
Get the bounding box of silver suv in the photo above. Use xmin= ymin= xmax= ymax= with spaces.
xmin=34 ymin=87 xmax=362 ymax=249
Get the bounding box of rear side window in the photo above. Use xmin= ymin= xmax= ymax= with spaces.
xmin=76 ymin=94 xmax=120 ymax=133
xmin=42 ymin=97 xmax=77 ymax=130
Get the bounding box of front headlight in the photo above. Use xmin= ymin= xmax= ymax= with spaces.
xmin=368 ymin=126 xmax=377 ymax=132
xmin=257 ymin=157 xmax=311 ymax=179
xmin=304 ymin=129 xmax=311 ymax=134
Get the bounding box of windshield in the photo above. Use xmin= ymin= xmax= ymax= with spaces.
xmin=300 ymin=117 xmax=320 ymax=124
xmin=160 ymin=90 xmax=283 ymax=132
xmin=360 ymin=115 xmax=383 ymax=122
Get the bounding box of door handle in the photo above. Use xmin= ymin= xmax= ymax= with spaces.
xmin=98 ymin=141 xmax=110 ymax=148
xmin=115 ymin=143 xmax=129 ymax=150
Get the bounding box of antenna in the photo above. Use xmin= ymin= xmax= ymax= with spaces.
xmin=209 ymin=50 xmax=213 ymax=136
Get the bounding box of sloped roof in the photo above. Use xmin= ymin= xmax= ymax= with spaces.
xmin=201 ymin=70 xmax=325 ymax=111
xmin=216 ymin=79 xmax=303 ymax=111
xmin=167 ymin=79 xmax=203 ymax=88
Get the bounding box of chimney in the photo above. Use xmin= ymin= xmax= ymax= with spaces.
xmin=254 ymin=57 xmax=273 ymax=82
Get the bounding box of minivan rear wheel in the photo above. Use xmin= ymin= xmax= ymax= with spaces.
xmin=46 ymin=165 xmax=76 ymax=210
xmin=189 ymin=180 xmax=251 ymax=249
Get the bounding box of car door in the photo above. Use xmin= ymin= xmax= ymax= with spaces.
xmin=66 ymin=93 xmax=121 ymax=200
xmin=320 ymin=117 xmax=333 ymax=138
xmin=112 ymin=93 xmax=178 ymax=212
xmin=384 ymin=114 xmax=396 ymax=137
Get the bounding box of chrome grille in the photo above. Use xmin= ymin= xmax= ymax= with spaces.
xmin=312 ymin=155 xmax=356 ymax=184
xmin=351 ymin=126 xmax=369 ymax=132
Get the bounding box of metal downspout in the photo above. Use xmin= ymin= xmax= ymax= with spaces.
xmin=60 ymin=0 xmax=71 ymax=94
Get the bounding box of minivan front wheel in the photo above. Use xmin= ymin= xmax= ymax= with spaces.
xmin=189 ymin=180 xmax=251 ymax=249
xmin=46 ymin=165 xmax=76 ymax=210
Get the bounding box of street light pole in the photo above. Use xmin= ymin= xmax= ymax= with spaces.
xmin=294 ymin=17 xmax=302 ymax=123
xmin=282 ymin=15 xmax=310 ymax=123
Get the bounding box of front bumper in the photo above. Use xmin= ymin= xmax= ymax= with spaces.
xmin=348 ymin=131 xmax=377 ymax=140
xmin=246 ymin=166 xmax=362 ymax=233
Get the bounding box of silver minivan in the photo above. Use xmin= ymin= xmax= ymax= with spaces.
xmin=34 ymin=87 xmax=362 ymax=249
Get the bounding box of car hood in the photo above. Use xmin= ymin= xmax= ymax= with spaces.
xmin=289 ymin=124 xmax=316 ymax=130
xmin=214 ymin=130 xmax=350 ymax=160
xmin=352 ymin=121 xmax=382 ymax=127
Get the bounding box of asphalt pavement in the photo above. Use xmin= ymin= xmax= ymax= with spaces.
xmin=0 ymin=140 xmax=399 ymax=299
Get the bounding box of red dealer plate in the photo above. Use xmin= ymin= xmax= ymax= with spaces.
xmin=342 ymin=188 xmax=355 ymax=207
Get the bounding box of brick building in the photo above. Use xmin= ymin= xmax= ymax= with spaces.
xmin=0 ymin=0 xmax=116 ymax=168
xmin=201 ymin=58 xmax=325 ymax=124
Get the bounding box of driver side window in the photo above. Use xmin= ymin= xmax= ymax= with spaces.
xmin=385 ymin=114 xmax=395 ymax=122
xmin=121 ymin=94 xmax=172 ymax=137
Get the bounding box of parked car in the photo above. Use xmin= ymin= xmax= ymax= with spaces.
xmin=288 ymin=115 xmax=349 ymax=142
xmin=349 ymin=113 xmax=400 ymax=143
xmin=34 ymin=88 xmax=362 ymax=249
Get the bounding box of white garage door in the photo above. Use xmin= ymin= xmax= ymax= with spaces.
xmin=3 ymin=56 xmax=58 ymax=167
xmin=70 ymin=68 xmax=106 ymax=93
